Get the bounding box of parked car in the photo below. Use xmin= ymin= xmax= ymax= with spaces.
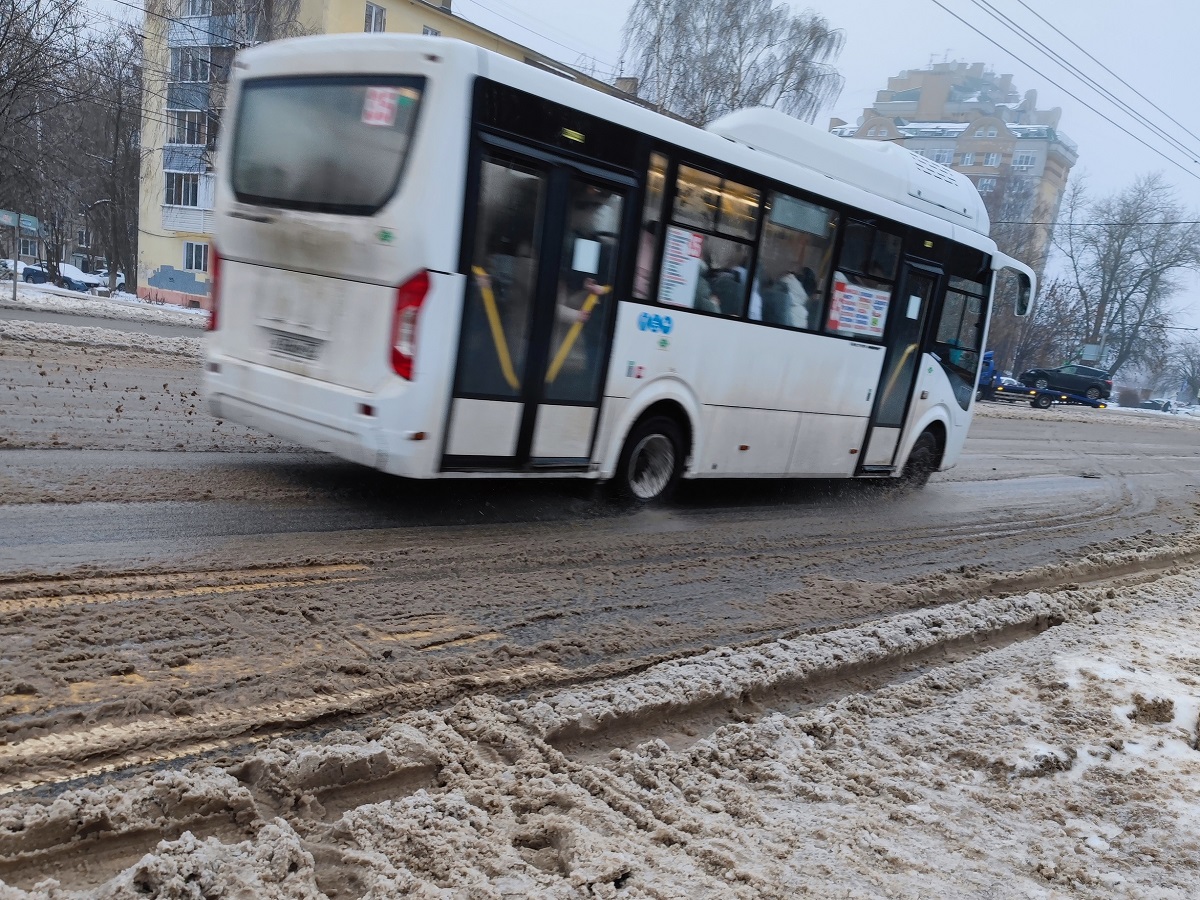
xmin=1 ymin=259 xmax=28 ymax=279
xmin=1139 ymin=398 xmax=1174 ymax=413
xmin=96 ymin=268 xmax=126 ymax=291
xmin=1018 ymin=364 xmax=1113 ymax=400
xmin=22 ymin=265 xmax=49 ymax=284
xmin=49 ymin=263 xmax=103 ymax=292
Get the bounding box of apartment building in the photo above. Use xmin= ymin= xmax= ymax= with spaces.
xmin=830 ymin=62 xmax=1078 ymax=271
xmin=138 ymin=0 xmax=625 ymax=308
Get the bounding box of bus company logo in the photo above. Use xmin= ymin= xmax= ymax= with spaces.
xmin=637 ymin=312 xmax=673 ymax=334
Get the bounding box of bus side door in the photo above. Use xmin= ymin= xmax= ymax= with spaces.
xmin=442 ymin=147 xmax=633 ymax=471
xmin=860 ymin=262 xmax=941 ymax=470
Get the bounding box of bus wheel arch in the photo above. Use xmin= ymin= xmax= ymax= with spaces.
xmin=612 ymin=401 xmax=692 ymax=503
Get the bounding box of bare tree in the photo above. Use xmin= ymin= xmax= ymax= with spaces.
xmin=79 ymin=25 xmax=143 ymax=288
xmin=1168 ymin=337 xmax=1200 ymax=405
xmin=619 ymin=0 xmax=844 ymax=126
xmin=983 ymin=174 xmax=1057 ymax=374
xmin=1053 ymin=174 xmax=1200 ymax=378
xmin=0 ymin=0 xmax=89 ymax=262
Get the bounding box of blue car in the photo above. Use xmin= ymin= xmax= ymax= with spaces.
xmin=22 ymin=266 xmax=49 ymax=284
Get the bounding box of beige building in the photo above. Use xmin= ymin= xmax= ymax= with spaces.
xmin=830 ymin=62 xmax=1078 ymax=271
xmin=138 ymin=0 xmax=626 ymax=308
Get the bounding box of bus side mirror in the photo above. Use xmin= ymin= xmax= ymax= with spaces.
xmin=1015 ymin=272 xmax=1032 ymax=316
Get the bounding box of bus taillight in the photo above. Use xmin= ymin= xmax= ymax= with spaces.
xmin=207 ymin=248 xmax=221 ymax=332
xmin=391 ymin=270 xmax=430 ymax=380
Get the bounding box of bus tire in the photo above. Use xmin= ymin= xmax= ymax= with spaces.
xmin=614 ymin=415 xmax=684 ymax=503
xmin=1032 ymin=393 xmax=1053 ymax=409
xmin=898 ymin=431 xmax=938 ymax=490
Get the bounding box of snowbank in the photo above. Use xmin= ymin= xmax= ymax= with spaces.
xmin=3 ymin=573 xmax=1200 ymax=897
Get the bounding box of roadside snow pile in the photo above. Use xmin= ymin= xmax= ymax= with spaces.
xmin=0 ymin=319 xmax=200 ymax=357
xmin=975 ymin=399 xmax=1200 ymax=428
xmin=5 ymin=572 xmax=1200 ymax=897
xmin=0 ymin=284 xmax=206 ymax=328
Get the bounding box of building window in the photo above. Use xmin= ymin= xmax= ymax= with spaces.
xmin=364 ymin=2 xmax=386 ymax=32
xmin=165 ymin=172 xmax=200 ymax=206
xmin=960 ymin=152 xmax=974 ymax=166
xmin=867 ymin=128 xmax=876 ymax=137
xmin=184 ymin=242 xmax=209 ymax=272
xmin=19 ymin=238 xmax=37 ymax=257
xmin=977 ymin=177 xmax=996 ymax=193
xmin=167 ymin=110 xmax=208 ymax=145
xmin=930 ymin=148 xmax=953 ymax=165
xmin=171 ymin=47 xmax=210 ymax=83
xmin=422 ymin=25 xmax=440 ymax=36
xmin=974 ymin=128 xmax=985 ymax=137
xmin=984 ymin=152 xmax=1000 ymax=167
xmin=184 ymin=0 xmax=211 ymax=15
xmin=986 ymin=127 xmax=998 ymax=137
xmin=210 ymin=46 xmax=233 ymax=81
xmin=1013 ymin=152 xmax=1037 ymax=170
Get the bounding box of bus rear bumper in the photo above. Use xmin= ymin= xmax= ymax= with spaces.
xmin=204 ymin=359 xmax=436 ymax=478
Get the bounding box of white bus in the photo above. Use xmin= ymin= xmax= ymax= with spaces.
xmin=203 ymin=34 xmax=1033 ymax=502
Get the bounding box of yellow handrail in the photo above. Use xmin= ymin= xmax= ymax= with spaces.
xmin=546 ymin=284 xmax=610 ymax=384
xmin=471 ymin=265 xmax=521 ymax=391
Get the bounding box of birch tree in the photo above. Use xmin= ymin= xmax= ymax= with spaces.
xmin=619 ymin=0 xmax=844 ymax=126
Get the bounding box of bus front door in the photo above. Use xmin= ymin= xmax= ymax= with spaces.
xmin=443 ymin=151 xmax=630 ymax=472
xmin=860 ymin=263 xmax=940 ymax=471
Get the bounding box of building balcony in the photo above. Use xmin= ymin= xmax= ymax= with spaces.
xmin=162 ymin=205 xmax=215 ymax=234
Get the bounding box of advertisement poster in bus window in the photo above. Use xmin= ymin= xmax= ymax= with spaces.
xmin=658 ymin=225 xmax=704 ymax=308
xmin=827 ymin=276 xmax=890 ymax=339
xmin=362 ymin=87 xmax=401 ymax=126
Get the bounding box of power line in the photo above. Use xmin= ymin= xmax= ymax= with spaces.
xmin=452 ymin=0 xmax=620 ymax=79
xmin=963 ymin=0 xmax=1200 ymax=171
xmin=1013 ymin=0 xmax=1200 ymax=151
xmin=927 ymin=0 xmax=1200 ymax=185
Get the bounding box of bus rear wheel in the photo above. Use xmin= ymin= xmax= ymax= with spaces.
xmin=614 ymin=415 xmax=684 ymax=503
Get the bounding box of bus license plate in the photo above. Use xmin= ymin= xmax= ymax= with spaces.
xmin=269 ymin=331 xmax=323 ymax=360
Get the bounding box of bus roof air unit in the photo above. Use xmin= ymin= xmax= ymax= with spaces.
xmin=706 ymin=108 xmax=990 ymax=236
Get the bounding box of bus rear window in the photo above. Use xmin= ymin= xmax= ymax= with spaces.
xmin=231 ymin=75 xmax=424 ymax=215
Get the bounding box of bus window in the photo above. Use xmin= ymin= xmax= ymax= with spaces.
xmin=634 ymin=152 xmax=668 ymax=300
xmin=824 ymin=219 xmax=901 ymax=341
xmin=231 ymin=75 xmax=424 ymax=214
xmin=932 ymin=276 xmax=988 ymax=409
xmin=458 ymin=156 xmax=544 ymax=398
xmin=751 ymin=192 xmax=837 ymax=329
xmin=545 ymin=181 xmax=624 ymax=403
xmin=673 ymin=166 xmax=759 ymax=239
xmin=657 ymin=229 xmax=750 ymax=316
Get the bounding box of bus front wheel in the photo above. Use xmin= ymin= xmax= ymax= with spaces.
xmin=614 ymin=415 xmax=684 ymax=503
xmin=898 ymin=432 xmax=938 ymax=489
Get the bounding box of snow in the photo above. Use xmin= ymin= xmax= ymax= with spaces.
xmin=2 ymin=288 xmax=1200 ymax=896
xmin=0 ymin=282 xmax=208 ymax=327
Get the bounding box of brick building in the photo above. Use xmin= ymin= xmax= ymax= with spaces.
xmin=830 ymin=62 xmax=1078 ymax=273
